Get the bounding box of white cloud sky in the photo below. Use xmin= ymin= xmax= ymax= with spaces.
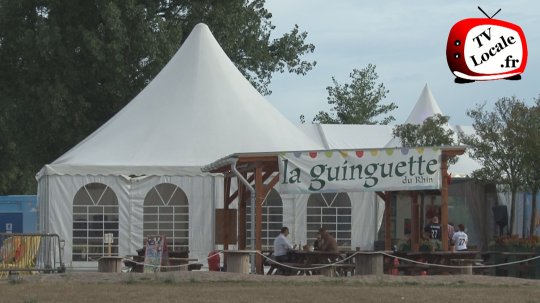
xmin=264 ymin=0 xmax=539 ymax=125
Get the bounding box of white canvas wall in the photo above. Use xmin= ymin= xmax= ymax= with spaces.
xmin=38 ymin=174 xmax=223 ymax=267
xmin=38 ymin=174 xmax=384 ymax=268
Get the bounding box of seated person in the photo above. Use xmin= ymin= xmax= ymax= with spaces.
xmin=317 ymin=228 xmax=338 ymax=253
xmin=273 ymin=226 xmax=294 ymax=262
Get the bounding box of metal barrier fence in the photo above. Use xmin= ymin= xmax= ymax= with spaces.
xmin=0 ymin=233 xmax=65 ymax=277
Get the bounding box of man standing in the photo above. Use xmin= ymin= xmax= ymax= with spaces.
xmin=452 ymin=224 xmax=468 ymax=251
xmin=424 ymin=216 xmax=442 ymax=240
xmin=273 ymin=226 xmax=294 ymax=262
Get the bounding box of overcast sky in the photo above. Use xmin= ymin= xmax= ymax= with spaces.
xmin=263 ymin=0 xmax=539 ymax=125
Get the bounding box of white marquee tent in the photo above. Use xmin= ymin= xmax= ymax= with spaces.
xmin=36 ymin=23 xmax=391 ymax=268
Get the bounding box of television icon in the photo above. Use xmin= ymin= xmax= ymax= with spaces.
xmin=446 ymin=18 xmax=528 ymax=83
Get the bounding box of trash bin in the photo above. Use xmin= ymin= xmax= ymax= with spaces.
xmin=208 ymin=250 xmax=220 ymax=271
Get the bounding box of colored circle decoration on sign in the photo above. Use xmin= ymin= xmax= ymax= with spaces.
xmin=355 ymin=150 xmax=364 ymax=158
xmin=309 ymin=152 xmax=318 ymax=159
xmin=385 ymin=149 xmax=394 ymax=156
xmin=370 ymin=150 xmax=379 ymax=156
xmin=416 ymin=147 xmax=425 ymax=154
xmin=293 ymin=151 xmax=302 ymax=158
xmin=324 ymin=151 xmax=333 ymax=158
xmin=400 ymin=148 xmax=409 ymax=155
xmin=339 ymin=151 xmax=349 ymax=157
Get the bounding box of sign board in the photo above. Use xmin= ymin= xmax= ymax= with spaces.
xmin=143 ymin=235 xmax=169 ymax=273
xmin=215 ymin=209 xmax=238 ymax=244
xmin=278 ymin=147 xmax=442 ymax=194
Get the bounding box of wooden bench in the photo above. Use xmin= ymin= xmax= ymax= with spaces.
xmin=312 ymin=263 xmax=355 ymax=277
xmin=267 ymin=261 xmax=312 ymax=275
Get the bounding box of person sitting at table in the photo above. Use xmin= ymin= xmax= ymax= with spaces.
xmin=313 ymin=237 xmax=319 ymax=251
xmin=317 ymin=228 xmax=338 ymax=253
xmin=273 ymin=226 xmax=294 ymax=262
xmin=452 ymin=224 xmax=468 ymax=251
xmin=424 ymin=216 xmax=442 ymax=240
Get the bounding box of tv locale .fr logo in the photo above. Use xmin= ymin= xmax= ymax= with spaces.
xmin=446 ymin=7 xmax=528 ymax=83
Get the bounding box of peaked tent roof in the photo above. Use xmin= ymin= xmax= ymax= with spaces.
xmin=298 ymin=84 xmax=481 ymax=177
xmin=403 ymin=84 xmax=443 ymax=124
xmin=385 ymin=84 xmax=446 ymax=148
xmin=382 ymin=84 xmax=480 ymax=176
xmin=38 ymin=23 xmax=323 ymax=178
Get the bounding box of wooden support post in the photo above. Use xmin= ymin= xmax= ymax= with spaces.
xmin=411 ymin=192 xmax=420 ymax=252
xmin=384 ymin=191 xmax=392 ymax=251
xmin=441 ymin=155 xmax=449 ymax=251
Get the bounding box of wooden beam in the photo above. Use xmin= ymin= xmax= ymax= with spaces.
xmin=441 ymin=155 xmax=450 ymax=251
xmin=226 ymin=174 xmax=256 ymax=206
xmin=384 ymin=191 xmax=392 ymax=251
xmin=410 ymin=192 xmax=420 ymax=252
xmin=264 ymin=174 xmax=280 ymax=197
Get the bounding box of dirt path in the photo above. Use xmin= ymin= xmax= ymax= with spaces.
xmin=1 ymin=271 xmax=539 ymax=303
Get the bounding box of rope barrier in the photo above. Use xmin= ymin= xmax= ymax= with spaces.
xmin=258 ymin=250 xmax=540 ymax=271
xmin=378 ymin=251 xmax=540 ymax=269
xmin=120 ymin=250 xmax=539 ymax=272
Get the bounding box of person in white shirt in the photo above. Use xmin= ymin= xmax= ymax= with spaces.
xmin=452 ymin=224 xmax=468 ymax=251
xmin=273 ymin=226 xmax=294 ymax=262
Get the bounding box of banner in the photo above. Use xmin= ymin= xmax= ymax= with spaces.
xmin=278 ymin=147 xmax=442 ymax=194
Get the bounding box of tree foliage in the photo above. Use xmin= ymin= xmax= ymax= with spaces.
xmin=392 ymin=114 xmax=455 ymax=147
xmin=0 ymin=0 xmax=316 ymax=194
xmin=392 ymin=114 xmax=457 ymax=165
xmin=459 ymin=97 xmax=528 ymax=234
xmin=513 ymin=97 xmax=540 ymax=235
xmin=312 ymin=64 xmax=397 ymax=124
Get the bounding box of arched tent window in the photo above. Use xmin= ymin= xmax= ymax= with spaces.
xmin=246 ymin=189 xmax=283 ymax=251
xmin=143 ymin=183 xmax=189 ymax=251
xmin=73 ymin=183 xmax=119 ymax=261
xmin=307 ymin=193 xmax=352 ymax=250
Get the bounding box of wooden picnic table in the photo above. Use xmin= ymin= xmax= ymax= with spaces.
xmin=267 ymin=250 xmax=350 ymax=276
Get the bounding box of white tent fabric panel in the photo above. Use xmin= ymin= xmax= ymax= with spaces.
xmin=281 ymin=190 xmax=383 ymax=250
xmin=38 ymin=174 xmax=222 ymax=266
xmin=350 ymin=192 xmax=385 ymax=251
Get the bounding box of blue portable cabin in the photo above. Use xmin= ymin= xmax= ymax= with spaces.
xmin=0 ymin=195 xmax=38 ymax=233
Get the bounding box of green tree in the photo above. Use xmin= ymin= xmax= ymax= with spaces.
xmin=0 ymin=0 xmax=316 ymax=194
xmin=391 ymin=114 xmax=457 ymax=164
xmin=514 ymin=97 xmax=540 ymax=236
xmin=459 ymin=97 xmax=528 ymax=235
xmin=312 ymin=64 xmax=397 ymax=124
xmin=392 ymin=114 xmax=455 ymax=147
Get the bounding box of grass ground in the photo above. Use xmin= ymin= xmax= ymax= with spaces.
xmin=1 ymin=271 xmax=539 ymax=303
